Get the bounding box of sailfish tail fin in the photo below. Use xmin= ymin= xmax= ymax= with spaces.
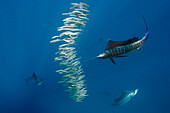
xmin=142 ymin=16 xmax=149 ymax=40
xmin=142 ymin=16 xmax=148 ymax=32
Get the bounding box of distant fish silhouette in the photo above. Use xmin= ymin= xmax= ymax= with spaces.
xmin=96 ymin=17 xmax=149 ymax=64
xmin=112 ymin=89 xmax=139 ymax=106
xmin=25 ymin=72 xmax=43 ymax=86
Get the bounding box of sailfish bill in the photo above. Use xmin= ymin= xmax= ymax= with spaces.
xmin=96 ymin=17 xmax=149 ymax=64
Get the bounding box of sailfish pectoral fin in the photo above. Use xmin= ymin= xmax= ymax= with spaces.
xmin=110 ymin=58 xmax=116 ymax=64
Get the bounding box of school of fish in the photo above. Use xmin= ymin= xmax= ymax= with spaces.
xmin=50 ymin=2 xmax=89 ymax=102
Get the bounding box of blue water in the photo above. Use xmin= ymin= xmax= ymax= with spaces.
xmin=0 ymin=0 xmax=170 ymax=113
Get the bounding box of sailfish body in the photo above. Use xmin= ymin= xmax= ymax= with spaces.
xmin=96 ymin=17 xmax=149 ymax=64
xmin=112 ymin=89 xmax=138 ymax=106
xmin=25 ymin=72 xmax=43 ymax=86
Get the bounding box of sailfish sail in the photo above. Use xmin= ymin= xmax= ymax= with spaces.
xmin=106 ymin=37 xmax=138 ymax=50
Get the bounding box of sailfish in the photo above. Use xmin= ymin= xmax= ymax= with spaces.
xmin=24 ymin=72 xmax=44 ymax=86
xmin=96 ymin=17 xmax=149 ymax=64
xmin=112 ymin=89 xmax=139 ymax=106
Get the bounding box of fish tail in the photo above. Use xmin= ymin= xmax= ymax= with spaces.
xmin=111 ymin=103 xmax=117 ymax=106
xmin=142 ymin=16 xmax=148 ymax=32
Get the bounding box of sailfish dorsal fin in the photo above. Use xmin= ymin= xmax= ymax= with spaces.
xmin=106 ymin=37 xmax=138 ymax=50
xmin=106 ymin=40 xmax=124 ymax=50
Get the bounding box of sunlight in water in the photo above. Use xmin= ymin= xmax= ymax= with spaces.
xmin=50 ymin=2 xmax=89 ymax=102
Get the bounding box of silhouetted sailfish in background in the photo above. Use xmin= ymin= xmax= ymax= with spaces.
xmin=96 ymin=17 xmax=149 ymax=64
xmin=112 ymin=89 xmax=139 ymax=106
xmin=25 ymin=72 xmax=44 ymax=86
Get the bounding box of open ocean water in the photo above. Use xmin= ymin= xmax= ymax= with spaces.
xmin=0 ymin=0 xmax=170 ymax=113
